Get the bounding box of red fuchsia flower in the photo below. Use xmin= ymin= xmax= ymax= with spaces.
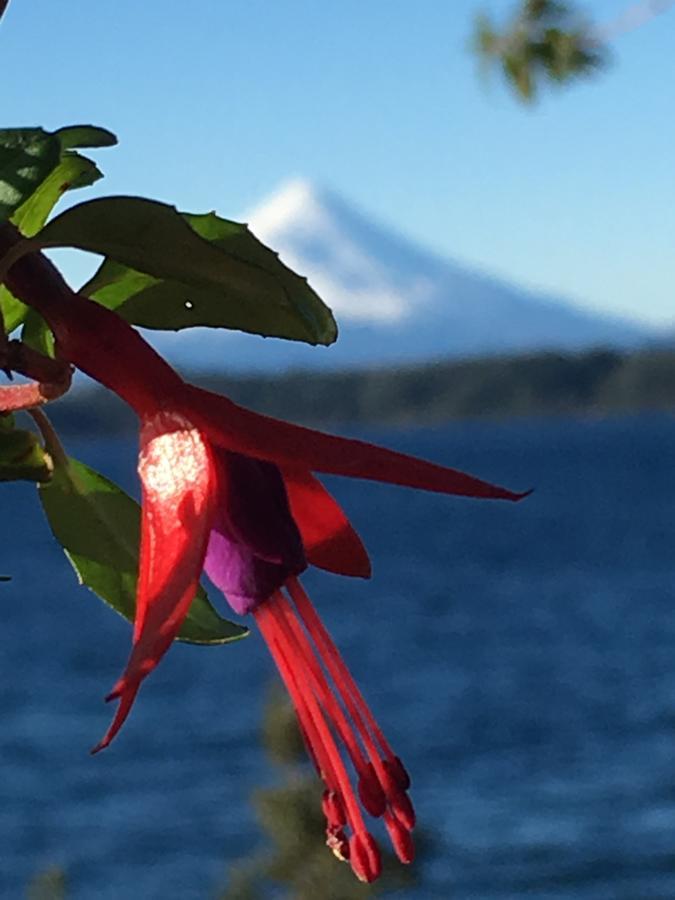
xmin=5 ymin=242 xmax=528 ymax=882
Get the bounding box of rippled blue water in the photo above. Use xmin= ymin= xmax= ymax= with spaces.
xmin=2 ymin=414 xmax=675 ymax=899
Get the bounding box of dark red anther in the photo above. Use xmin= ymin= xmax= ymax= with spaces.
xmin=384 ymin=755 xmax=411 ymax=791
xmin=380 ymin=759 xmax=407 ymax=797
xmin=389 ymin=789 xmax=416 ymax=831
xmin=322 ymin=789 xmax=346 ymax=828
xmin=349 ymin=832 xmax=382 ymax=883
xmin=384 ymin=811 xmax=415 ymax=864
xmin=326 ymin=827 xmax=350 ymax=862
xmin=357 ymin=763 xmax=386 ymax=817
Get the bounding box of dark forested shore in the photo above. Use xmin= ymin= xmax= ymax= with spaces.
xmin=49 ymin=346 xmax=675 ymax=435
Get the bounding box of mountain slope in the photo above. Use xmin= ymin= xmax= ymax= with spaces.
xmin=148 ymin=179 xmax=649 ymax=373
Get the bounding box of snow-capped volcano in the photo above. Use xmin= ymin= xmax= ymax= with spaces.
xmin=150 ymin=179 xmax=648 ymax=374
xmin=248 ymin=179 xmax=412 ymax=323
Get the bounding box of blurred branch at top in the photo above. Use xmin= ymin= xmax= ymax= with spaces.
xmin=473 ymin=0 xmax=674 ymax=103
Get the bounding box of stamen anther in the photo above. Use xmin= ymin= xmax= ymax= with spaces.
xmin=322 ymin=789 xmax=347 ymax=828
xmin=384 ymin=811 xmax=415 ymax=864
xmin=389 ymin=789 xmax=416 ymax=831
xmin=348 ymin=832 xmax=382 ymax=883
xmin=358 ymin=764 xmax=386 ymax=818
xmin=385 ymin=755 xmax=411 ymax=791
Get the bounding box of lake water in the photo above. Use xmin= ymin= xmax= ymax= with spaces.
xmin=2 ymin=413 xmax=675 ymax=899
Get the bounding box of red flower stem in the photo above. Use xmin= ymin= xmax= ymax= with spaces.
xmin=0 ymin=223 xmax=182 ymax=412
xmin=1 ymin=339 xmax=71 ymax=384
xmin=0 ymin=338 xmax=72 ymax=414
xmin=0 ymin=378 xmax=67 ymax=412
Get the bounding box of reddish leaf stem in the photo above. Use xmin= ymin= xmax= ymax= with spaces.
xmin=27 ymin=407 xmax=68 ymax=466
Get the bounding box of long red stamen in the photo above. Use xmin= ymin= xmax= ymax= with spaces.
xmin=266 ymin=603 xmax=389 ymax=872
xmin=255 ymin=600 xmax=377 ymax=849
xmin=256 ymin=605 xmax=340 ymax=793
xmin=287 ymin=577 xmax=415 ymax=839
xmin=254 ymin=583 xmax=416 ymax=880
xmin=287 ymin=578 xmax=397 ymax=764
xmin=258 ymin=623 xmax=350 ymax=867
xmin=254 ymin=591 xmax=384 ymax=882
xmin=261 ymin=601 xmax=370 ymax=833
xmin=384 ymin=810 xmax=415 ymax=864
xmin=273 ymin=594 xmax=386 ymax=817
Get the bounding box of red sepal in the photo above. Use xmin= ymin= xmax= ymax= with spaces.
xmin=92 ymin=411 xmax=217 ymax=752
xmin=184 ymin=384 xmax=529 ymax=501
xmin=284 ymin=469 xmax=371 ymax=578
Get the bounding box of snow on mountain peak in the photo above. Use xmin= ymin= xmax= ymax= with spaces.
xmin=146 ymin=180 xmax=646 ymax=374
xmin=247 ymin=180 xmax=413 ymax=323
xmin=246 ymin=178 xmax=324 ymax=236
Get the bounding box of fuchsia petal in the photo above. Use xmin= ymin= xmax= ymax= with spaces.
xmin=183 ymin=384 xmax=529 ymax=501
xmin=203 ymin=450 xmax=306 ymax=616
xmin=92 ymin=411 xmax=217 ymax=752
xmin=210 ymin=451 xmax=306 ymax=567
xmin=284 ymin=469 xmax=371 ymax=578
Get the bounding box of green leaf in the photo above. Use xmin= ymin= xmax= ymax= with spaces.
xmin=0 ymin=427 xmax=53 ymax=482
xmin=53 ymin=125 xmax=117 ymax=150
xmin=39 ymin=455 xmax=248 ymax=645
xmin=20 ymin=310 xmax=55 ymax=357
xmin=11 ymin=124 xmax=116 ymax=238
xmin=0 ymin=287 xmax=29 ymax=333
xmin=0 ymin=128 xmax=61 ymax=223
xmin=41 ymin=196 xmax=337 ymax=345
xmin=0 ymin=124 xmax=115 ymax=331
xmin=11 ymin=152 xmax=103 ymax=238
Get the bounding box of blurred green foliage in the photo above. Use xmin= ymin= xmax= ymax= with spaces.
xmin=25 ymin=867 xmax=67 ymax=900
xmin=473 ymin=0 xmax=605 ymax=101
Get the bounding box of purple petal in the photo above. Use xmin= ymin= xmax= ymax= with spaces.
xmin=203 ymin=450 xmax=306 ymax=615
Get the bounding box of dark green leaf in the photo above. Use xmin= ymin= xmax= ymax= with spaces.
xmin=42 ymin=196 xmax=337 ymax=345
xmin=0 ymin=128 xmax=61 ymax=223
xmin=53 ymin=125 xmax=117 ymax=150
xmin=39 ymin=455 xmax=248 ymax=645
xmin=0 ymin=125 xmax=114 ymax=330
xmin=0 ymin=427 xmax=53 ymax=482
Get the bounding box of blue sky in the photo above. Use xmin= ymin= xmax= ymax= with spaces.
xmin=3 ymin=1 xmax=674 ymax=329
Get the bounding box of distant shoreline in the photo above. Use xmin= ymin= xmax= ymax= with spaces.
xmin=48 ymin=346 xmax=675 ymax=436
